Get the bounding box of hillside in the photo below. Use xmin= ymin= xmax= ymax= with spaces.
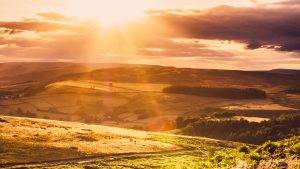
xmin=0 ymin=115 xmax=241 ymax=168
xmin=1 ymin=62 xmax=300 ymax=89
xmin=0 ymin=62 xmax=140 ymax=85
xmin=1 ymin=116 xmax=297 ymax=168
xmin=49 ymin=137 xmax=299 ymax=169
xmin=1 ymin=78 xmax=299 ymax=132
xmin=55 ymin=66 xmax=300 ymax=88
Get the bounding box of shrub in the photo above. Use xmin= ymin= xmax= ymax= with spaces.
xmin=250 ymin=152 xmax=262 ymax=161
xmin=238 ymin=145 xmax=250 ymax=154
xmin=290 ymin=143 xmax=300 ymax=155
xmin=262 ymin=142 xmax=278 ymax=154
xmin=202 ymin=136 xmax=299 ymax=168
xmin=0 ymin=118 xmax=7 ymax=123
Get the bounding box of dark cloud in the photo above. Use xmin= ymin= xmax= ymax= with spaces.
xmin=246 ymin=41 xmax=262 ymax=49
xmin=144 ymin=1 xmax=300 ymax=52
xmin=138 ymin=46 xmax=233 ymax=58
xmin=1 ymin=0 xmax=300 ymax=64
xmin=0 ymin=21 xmax=81 ymax=33
xmin=0 ymin=28 xmax=22 ymax=35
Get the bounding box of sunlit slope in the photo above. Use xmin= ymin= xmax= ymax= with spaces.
xmin=48 ymin=80 xmax=169 ymax=93
xmin=0 ymin=115 xmax=241 ymax=168
xmin=0 ymin=116 xmax=179 ymax=165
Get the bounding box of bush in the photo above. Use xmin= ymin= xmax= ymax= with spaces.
xmin=0 ymin=118 xmax=7 ymax=123
xmin=9 ymin=108 xmax=37 ymax=118
xmin=212 ymin=112 xmax=236 ymax=118
xmin=202 ymin=136 xmax=299 ymax=168
xmin=262 ymin=142 xmax=278 ymax=154
xmin=250 ymin=152 xmax=262 ymax=161
xmin=290 ymin=143 xmax=300 ymax=155
xmin=238 ymin=145 xmax=250 ymax=154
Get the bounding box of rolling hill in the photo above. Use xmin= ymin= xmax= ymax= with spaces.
xmin=0 ymin=115 xmax=298 ymax=169
xmin=0 ymin=115 xmax=241 ymax=168
xmin=54 ymin=66 xmax=300 ymax=88
xmin=1 ymin=63 xmax=300 ymax=89
xmin=0 ymin=62 xmax=141 ymax=85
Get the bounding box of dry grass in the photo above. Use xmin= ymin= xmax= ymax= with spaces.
xmin=0 ymin=115 xmax=180 ymax=165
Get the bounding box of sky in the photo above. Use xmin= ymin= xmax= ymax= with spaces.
xmin=0 ymin=0 xmax=299 ymax=70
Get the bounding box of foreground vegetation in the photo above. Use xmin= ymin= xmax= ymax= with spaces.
xmin=176 ymin=114 xmax=300 ymax=144
xmin=31 ymin=136 xmax=299 ymax=169
xmin=200 ymin=136 xmax=300 ymax=168
xmin=0 ymin=116 xmax=299 ymax=169
xmin=0 ymin=115 xmax=239 ymax=168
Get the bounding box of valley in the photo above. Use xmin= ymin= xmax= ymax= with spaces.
xmin=0 ymin=63 xmax=299 ymax=168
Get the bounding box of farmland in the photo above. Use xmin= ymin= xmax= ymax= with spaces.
xmin=0 ymin=63 xmax=299 ymax=168
xmin=1 ymin=79 xmax=298 ymax=131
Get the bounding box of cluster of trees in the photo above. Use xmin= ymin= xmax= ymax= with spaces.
xmin=0 ymin=83 xmax=45 ymax=100
xmin=74 ymin=105 xmax=102 ymax=123
xmin=176 ymin=114 xmax=300 ymax=144
xmin=163 ymin=86 xmax=267 ymax=99
xmin=9 ymin=108 xmax=37 ymax=118
xmin=284 ymin=87 xmax=300 ymax=95
xmin=22 ymin=83 xmax=46 ymax=96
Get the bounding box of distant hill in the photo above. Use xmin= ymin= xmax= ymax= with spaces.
xmin=1 ymin=62 xmax=300 ymax=88
xmin=55 ymin=66 xmax=300 ymax=88
xmin=0 ymin=62 xmax=138 ymax=85
xmin=270 ymin=69 xmax=300 ymax=76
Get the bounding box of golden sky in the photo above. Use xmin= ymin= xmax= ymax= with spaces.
xmin=0 ymin=0 xmax=299 ymax=70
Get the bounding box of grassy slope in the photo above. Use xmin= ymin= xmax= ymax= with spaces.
xmin=0 ymin=116 xmax=179 ymax=166
xmin=0 ymin=116 xmax=241 ymax=168
xmin=41 ymin=137 xmax=299 ymax=169
xmin=1 ymin=116 xmax=298 ymax=169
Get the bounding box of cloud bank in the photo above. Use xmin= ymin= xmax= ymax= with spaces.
xmin=0 ymin=0 xmax=299 ymax=69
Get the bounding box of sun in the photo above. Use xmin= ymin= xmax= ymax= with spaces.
xmin=63 ymin=0 xmax=151 ymax=27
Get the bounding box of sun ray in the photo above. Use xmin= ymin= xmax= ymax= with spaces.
xmin=61 ymin=0 xmax=151 ymax=27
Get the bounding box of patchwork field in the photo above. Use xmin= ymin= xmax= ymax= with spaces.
xmin=0 ymin=64 xmax=299 ymax=168
xmin=49 ymin=80 xmax=170 ymax=93
xmin=1 ymin=80 xmax=299 ymax=132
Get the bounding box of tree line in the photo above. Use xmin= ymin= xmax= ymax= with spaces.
xmin=175 ymin=114 xmax=300 ymax=144
xmin=163 ymin=86 xmax=266 ymax=99
xmin=284 ymin=87 xmax=300 ymax=95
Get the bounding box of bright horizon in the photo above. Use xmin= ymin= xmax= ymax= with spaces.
xmin=0 ymin=0 xmax=299 ymax=70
